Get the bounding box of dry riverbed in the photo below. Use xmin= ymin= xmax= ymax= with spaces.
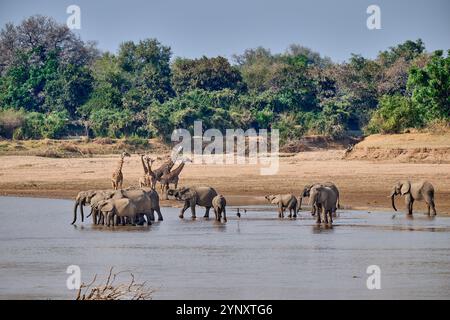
xmin=0 ymin=149 xmax=449 ymax=214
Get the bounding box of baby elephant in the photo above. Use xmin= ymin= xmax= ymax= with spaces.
xmin=265 ymin=194 xmax=298 ymax=218
xmin=97 ymin=198 xmax=138 ymax=227
xmin=309 ymin=186 xmax=337 ymax=224
xmin=212 ymin=195 xmax=227 ymax=222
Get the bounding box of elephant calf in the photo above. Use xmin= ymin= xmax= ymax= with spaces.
xmin=265 ymin=194 xmax=298 ymax=218
xmin=212 ymin=195 xmax=227 ymax=223
xmin=309 ymin=186 xmax=337 ymax=224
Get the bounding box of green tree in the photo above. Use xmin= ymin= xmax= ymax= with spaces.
xmin=408 ymin=50 xmax=450 ymax=120
xmin=172 ymin=56 xmax=245 ymax=94
xmin=366 ymin=95 xmax=425 ymax=134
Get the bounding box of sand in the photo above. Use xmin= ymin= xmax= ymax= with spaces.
xmin=0 ymin=150 xmax=449 ymax=214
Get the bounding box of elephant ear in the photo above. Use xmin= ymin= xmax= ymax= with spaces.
xmin=100 ymin=202 xmax=114 ymax=212
xmin=400 ymin=181 xmax=411 ymax=195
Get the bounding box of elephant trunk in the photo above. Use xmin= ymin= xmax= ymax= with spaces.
xmin=391 ymin=193 xmax=397 ymax=212
xmin=72 ymin=200 xmax=79 ymax=224
xmin=297 ymin=196 xmax=302 ymax=213
xmin=80 ymin=201 xmax=85 ymax=222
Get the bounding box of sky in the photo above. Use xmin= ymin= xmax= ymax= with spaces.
xmin=0 ymin=0 xmax=449 ymax=62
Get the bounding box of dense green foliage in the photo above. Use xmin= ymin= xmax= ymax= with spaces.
xmin=0 ymin=16 xmax=448 ymax=143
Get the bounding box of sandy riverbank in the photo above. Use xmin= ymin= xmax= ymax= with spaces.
xmin=0 ymin=149 xmax=449 ymax=214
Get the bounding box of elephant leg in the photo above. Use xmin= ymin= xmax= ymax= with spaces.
xmin=213 ymin=208 xmax=219 ymax=221
xmin=405 ymin=195 xmax=413 ymax=215
xmin=148 ymin=209 xmax=155 ymax=221
xmin=430 ymin=200 xmax=437 ymax=216
xmin=179 ymin=201 xmax=189 ymax=219
xmin=328 ymin=210 xmax=333 ymax=224
xmin=149 ymin=210 xmax=155 ymax=224
xmin=424 ymin=194 xmax=437 ymax=216
xmin=222 ymin=208 xmax=227 ymax=222
xmin=155 ymin=207 xmax=163 ymax=221
xmin=316 ymin=206 xmax=322 ymax=223
xmin=204 ymin=207 xmax=211 ymax=218
xmin=191 ymin=204 xmax=197 ymax=219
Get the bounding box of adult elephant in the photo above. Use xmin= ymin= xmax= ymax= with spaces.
xmin=309 ymin=185 xmax=338 ymax=224
xmin=168 ymin=186 xmax=218 ymax=219
xmin=390 ymin=180 xmax=436 ymax=216
xmin=112 ymin=188 xmax=162 ymax=224
xmin=72 ymin=189 xmax=114 ymax=224
xmin=96 ymin=198 xmax=138 ymax=227
xmin=299 ymin=182 xmax=340 ymax=215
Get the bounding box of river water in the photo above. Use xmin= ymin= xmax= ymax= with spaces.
xmin=0 ymin=196 xmax=449 ymax=300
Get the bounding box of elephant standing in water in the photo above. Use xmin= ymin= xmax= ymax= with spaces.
xmin=299 ymin=182 xmax=340 ymax=216
xmin=212 ymin=194 xmax=227 ymax=222
xmin=112 ymin=188 xmax=162 ymax=225
xmin=168 ymin=186 xmax=218 ymax=219
xmin=309 ymin=186 xmax=338 ymax=224
xmin=72 ymin=189 xmax=114 ymax=224
xmin=390 ymin=180 xmax=436 ymax=216
xmin=96 ymin=198 xmax=138 ymax=227
xmin=265 ymin=194 xmax=298 ymax=218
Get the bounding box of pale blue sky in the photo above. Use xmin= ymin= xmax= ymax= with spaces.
xmin=1 ymin=0 xmax=449 ymax=62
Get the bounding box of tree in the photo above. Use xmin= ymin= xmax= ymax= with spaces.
xmin=366 ymin=95 xmax=424 ymax=134
xmin=0 ymin=16 xmax=96 ymax=116
xmin=118 ymin=39 xmax=174 ymax=105
xmin=172 ymin=56 xmax=245 ymax=94
xmin=408 ymin=50 xmax=450 ymax=120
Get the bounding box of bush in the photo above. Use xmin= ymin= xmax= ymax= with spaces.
xmin=0 ymin=109 xmax=25 ymax=138
xmin=18 ymin=111 xmax=69 ymax=139
xmin=90 ymin=108 xmax=134 ymax=138
xmin=365 ymin=95 xmax=425 ymax=134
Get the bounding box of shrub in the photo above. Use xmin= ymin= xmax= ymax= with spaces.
xmin=0 ymin=109 xmax=25 ymax=139
xmin=365 ymin=95 xmax=425 ymax=134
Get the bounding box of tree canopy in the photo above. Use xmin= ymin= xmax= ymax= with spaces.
xmin=0 ymin=15 xmax=448 ymax=142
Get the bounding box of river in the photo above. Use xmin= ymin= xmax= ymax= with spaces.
xmin=0 ymin=196 xmax=449 ymax=299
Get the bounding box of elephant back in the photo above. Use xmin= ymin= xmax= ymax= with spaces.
xmin=194 ymin=186 xmax=218 ymax=206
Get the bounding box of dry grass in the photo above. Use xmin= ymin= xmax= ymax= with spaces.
xmin=0 ymin=137 xmax=170 ymax=157
xmin=76 ymin=267 xmax=154 ymax=300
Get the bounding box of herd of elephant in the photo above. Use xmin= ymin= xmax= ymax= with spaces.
xmin=71 ymin=179 xmax=437 ymax=227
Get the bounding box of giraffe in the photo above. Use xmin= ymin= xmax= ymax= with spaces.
xmin=160 ymin=158 xmax=191 ymax=197
xmin=138 ymin=154 xmax=151 ymax=187
xmin=151 ymin=146 xmax=183 ymax=189
xmin=111 ymin=151 xmax=131 ymax=190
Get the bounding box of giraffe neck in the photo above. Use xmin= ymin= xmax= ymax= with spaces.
xmin=171 ymin=162 xmax=185 ymax=177
xmin=146 ymin=159 xmax=154 ymax=176
xmin=140 ymin=156 xmax=148 ymax=174
xmin=116 ymin=157 xmax=124 ymax=173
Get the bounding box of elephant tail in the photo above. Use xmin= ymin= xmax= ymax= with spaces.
xmin=337 ymin=196 xmax=340 ymax=209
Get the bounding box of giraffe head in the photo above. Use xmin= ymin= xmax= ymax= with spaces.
xmin=121 ymin=151 xmax=131 ymax=159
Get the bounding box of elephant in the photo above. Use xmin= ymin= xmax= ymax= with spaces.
xmin=265 ymin=194 xmax=298 ymax=218
xmin=212 ymin=195 xmax=227 ymax=222
xmin=168 ymin=186 xmax=218 ymax=219
xmin=299 ymin=182 xmax=340 ymax=216
xmin=390 ymin=180 xmax=436 ymax=216
xmin=309 ymin=186 xmax=338 ymax=224
xmin=112 ymin=187 xmax=162 ymax=225
xmin=96 ymin=198 xmax=138 ymax=227
xmin=72 ymin=189 xmax=114 ymax=224
xmin=87 ymin=190 xmax=116 ymax=225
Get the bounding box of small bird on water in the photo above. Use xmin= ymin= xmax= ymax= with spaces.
xmin=236 ymin=208 xmax=247 ymax=218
